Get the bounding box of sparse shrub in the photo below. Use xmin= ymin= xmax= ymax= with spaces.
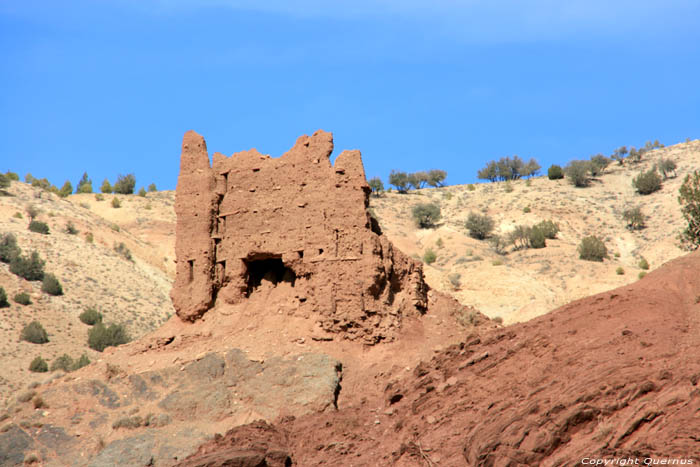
xmin=29 ymin=357 xmax=48 ymax=373
xmin=0 ymin=233 xmax=21 ymax=263
xmin=13 ymin=292 xmax=31 ymax=306
xmin=114 ymin=242 xmax=133 ymax=261
xmin=33 ymin=396 xmax=46 ymax=409
xmin=578 ymin=236 xmax=608 ymax=262
xmin=0 ymin=287 xmax=8 ymax=308
xmin=138 ymin=187 xmax=147 ymax=197
xmin=467 ymin=184 xmax=475 ymax=191
xmin=41 ymin=274 xmax=63 ymax=296
xmin=448 ymin=273 xmax=461 ymax=290
xmin=100 ymin=179 xmax=112 ymax=193
xmin=389 ymin=170 xmax=410 ymax=193
xmin=435 ymin=237 xmax=444 ymax=248
xmin=28 ymin=220 xmax=50 ymax=235
xmin=465 ymin=212 xmax=494 ymax=240
xmin=503 ymin=181 xmax=514 ymax=193
xmin=565 ymin=160 xmax=592 ymax=187
xmin=492 ymin=259 xmax=504 ymax=266
xmin=5 ymin=171 xmax=19 ymax=181
xmin=523 ymin=206 xmax=531 ymax=213
xmin=507 ymin=225 xmax=531 ymax=250
xmin=442 ymin=191 xmax=453 ymax=200
xmin=10 ymin=251 xmax=45 ymax=281
xmin=658 ymin=158 xmax=677 ymax=179
xmin=622 ymin=206 xmax=646 ymax=230
xmin=548 ymin=164 xmax=564 ymax=180
xmin=638 ymin=271 xmax=647 ymax=279
xmin=638 ymin=257 xmax=649 ymax=270
xmin=528 ymin=226 xmax=546 ymax=249
xmin=633 ymin=169 xmax=662 ymax=195
xmin=85 ymin=232 xmax=94 ymax=243
xmin=25 ymin=204 xmax=40 ymax=221
xmin=76 ymin=172 xmax=93 ymax=194
xmin=616 ymin=267 xmax=625 ymax=275
xmin=87 ymin=323 xmax=130 ymax=352
xmin=0 ymin=173 xmax=9 ymax=190
xmin=95 ymin=193 xmax=104 ymax=201
xmin=113 ymin=174 xmax=136 ymax=195
xmin=21 ymin=321 xmax=49 ymax=344
xmin=50 ymin=354 xmax=74 ymax=372
xmin=488 ymin=234 xmax=507 ymax=255
xmin=112 ymin=416 xmax=143 ymax=430
xmin=535 ymin=220 xmax=559 ymax=239
xmin=65 ymin=222 xmax=78 ymax=235
xmin=79 ymin=308 xmax=103 ymax=325
xmin=13 ymin=212 xmax=22 ymax=219
xmin=111 ymin=197 xmax=121 ymax=208
xmin=72 ymin=354 xmax=90 ymax=370
xmin=614 ymin=252 xmax=621 ymax=258
xmin=422 ymin=249 xmax=437 ymax=265
xmin=58 ymin=180 xmax=73 ymax=198
xmin=368 ymin=177 xmax=384 ymax=196
xmin=678 ymin=170 xmax=700 ymax=250
xmin=525 ymin=179 xmax=532 ymax=187
xmin=110 ymin=223 xmax=120 ymax=232
xmin=148 ymin=183 xmax=157 ymax=192
xmin=411 ymin=203 xmax=441 ymax=228
xmin=589 ymin=154 xmax=611 ymax=176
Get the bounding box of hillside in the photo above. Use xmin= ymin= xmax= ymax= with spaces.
xmin=371 ymin=139 xmax=700 ymax=323
xmin=0 ymin=182 xmax=174 ymax=403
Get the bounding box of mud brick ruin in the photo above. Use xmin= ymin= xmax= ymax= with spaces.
xmin=171 ymin=130 xmax=429 ymax=342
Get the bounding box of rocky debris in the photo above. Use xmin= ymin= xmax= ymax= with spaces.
xmin=2 ymin=349 xmax=340 ymax=466
xmin=184 ymin=251 xmax=700 ymax=465
xmin=171 ymin=130 xmax=428 ymax=343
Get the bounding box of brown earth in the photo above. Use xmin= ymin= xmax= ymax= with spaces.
xmin=180 ymin=249 xmax=700 ymax=466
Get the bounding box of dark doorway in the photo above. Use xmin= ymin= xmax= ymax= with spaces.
xmin=244 ymin=256 xmax=296 ymax=296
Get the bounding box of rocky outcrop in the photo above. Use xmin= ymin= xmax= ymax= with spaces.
xmin=172 ymin=130 xmax=428 ymax=343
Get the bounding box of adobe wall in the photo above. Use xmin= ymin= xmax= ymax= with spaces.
xmin=171 ymin=130 xmax=428 ymax=343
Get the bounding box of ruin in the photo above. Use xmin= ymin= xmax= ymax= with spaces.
xmin=171 ymin=130 xmax=429 ymax=343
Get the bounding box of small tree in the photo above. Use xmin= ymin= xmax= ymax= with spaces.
xmin=10 ymin=251 xmax=45 ymax=281
xmin=100 ymin=178 xmax=113 ymax=193
xmin=58 ymin=180 xmax=73 ymax=198
xmin=477 ymin=161 xmax=498 ymax=182
xmin=426 ymin=169 xmax=447 ymax=187
xmin=29 ymin=356 xmax=49 ymax=373
xmin=678 ymin=170 xmax=700 ymax=250
xmin=412 ymin=203 xmax=441 ymax=228
xmin=0 ymin=287 xmax=9 ymax=308
xmin=612 ymin=146 xmax=628 ymax=164
xmin=21 ymin=321 xmax=49 ymax=344
xmin=578 ymin=236 xmax=608 ymax=261
xmin=465 ymin=213 xmax=495 ymax=240
xmin=138 ymin=187 xmax=147 ymax=197
xmin=523 ymin=158 xmax=541 ymax=178
xmin=79 ymin=308 xmax=103 ymax=325
xmin=589 ymin=154 xmax=611 ymax=176
xmin=0 ymin=233 xmax=21 ymax=263
xmin=76 ymin=172 xmax=93 ymax=194
xmin=87 ymin=323 xmax=130 ymax=352
xmin=407 ymin=171 xmax=429 ymax=189
xmin=368 ymin=177 xmax=384 ymax=196
xmin=622 ymin=206 xmax=646 ymax=230
xmin=148 ymin=183 xmax=157 ymax=192
xmin=28 ymin=220 xmax=50 ymax=235
xmin=547 ymin=164 xmax=564 ymax=180
xmin=389 ymin=170 xmax=410 ymax=193
xmin=25 ymin=204 xmax=40 ymax=221
xmin=113 ymin=174 xmax=136 ymax=194
xmin=565 ymin=160 xmax=592 ymax=187
xmin=42 ymin=273 xmax=63 ymax=296
xmin=658 ymin=158 xmax=677 ymax=179
xmin=633 ymin=169 xmax=662 ymax=195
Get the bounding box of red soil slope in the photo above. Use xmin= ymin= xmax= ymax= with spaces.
xmin=181 ymin=250 xmax=700 ymax=466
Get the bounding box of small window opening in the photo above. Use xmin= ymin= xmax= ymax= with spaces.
xmin=244 ymin=256 xmax=296 ymax=296
xmin=187 ymin=260 xmax=194 ymax=283
xmin=216 ymin=260 xmax=226 ymax=284
xmin=222 ymin=172 xmax=228 ymax=190
xmin=318 ymin=248 xmax=324 ymax=255
xmin=298 ymin=250 xmax=304 ymax=259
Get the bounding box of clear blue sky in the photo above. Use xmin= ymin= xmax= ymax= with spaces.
xmin=1 ymin=1 xmax=699 ymax=191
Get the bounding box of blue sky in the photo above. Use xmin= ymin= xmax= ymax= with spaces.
xmin=1 ymin=0 xmax=699 ymax=191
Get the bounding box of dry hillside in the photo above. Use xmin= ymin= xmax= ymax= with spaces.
xmin=371 ymin=139 xmax=700 ymax=323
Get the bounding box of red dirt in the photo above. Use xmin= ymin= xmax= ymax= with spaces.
xmin=180 ymin=250 xmax=700 ymax=466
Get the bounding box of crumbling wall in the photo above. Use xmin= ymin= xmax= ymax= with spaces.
xmin=171 ymin=130 xmax=428 ymax=343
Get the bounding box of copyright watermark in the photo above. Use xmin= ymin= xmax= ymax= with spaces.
xmin=581 ymin=458 xmax=695 ymax=466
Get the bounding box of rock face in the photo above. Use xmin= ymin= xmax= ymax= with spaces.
xmin=172 ymin=130 xmax=428 ymax=343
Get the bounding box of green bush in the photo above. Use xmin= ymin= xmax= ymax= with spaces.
xmin=467 ymin=184 xmax=475 ymax=191
xmin=622 ymin=206 xmax=646 ymax=230
xmin=523 ymin=206 xmax=531 ymax=213
xmin=50 ymin=354 xmax=74 ymax=372
xmin=578 ymin=236 xmax=608 ymax=262
xmin=411 ymin=203 xmax=441 ymax=228
xmin=638 ymin=271 xmax=647 ymax=279
xmin=678 ymin=170 xmax=700 ymax=250
xmin=528 ymin=226 xmax=546 ymax=249
xmin=0 ymin=173 xmax=9 ymax=190
xmin=13 ymin=292 xmax=31 ymax=306
xmin=111 ymin=197 xmax=121 ymax=208
xmin=138 ymin=187 xmax=147 ymax=197
xmin=21 ymin=321 xmax=49 ymax=344
xmin=547 ymin=165 xmax=564 ymax=180
xmin=10 ymin=251 xmax=45 ymax=281
xmin=465 ymin=212 xmax=495 ymax=240
xmin=29 ymin=356 xmax=48 ymax=373
xmin=535 ymin=220 xmax=559 ymax=239
xmin=422 ymin=249 xmax=437 ymax=265
xmin=565 ymin=160 xmax=592 ymax=187
xmin=88 ymin=323 xmax=130 ymax=352
xmin=28 ymin=220 xmax=50 ymax=235
xmin=95 ymin=193 xmax=104 ymax=201
xmin=76 ymin=172 xmax=93 ymax=194
xmin=633 ymin=169 xmax=662 ymax=195
xmin=5 ymin=171 xmax=19 ymax=181
xmin=113 ymin=174 xmax=136 ymax=195
xmin=72 ymin=353 xmax=90 ymax=370
xmin=0 ymin=287 xmax=8 ymax=308
xmin=79 ymin=308 xmax=103 ymax=325
xmin=148 ymin=183 xmax=157 ymax=192
xmin=638 ymin=257 xmax=650 ymax=270
xmin=100 ymin=179 xmax=113 ymax=194
xmin=0 ymin=233 xmax=21 ymax=263
xmin=41 ymin=273 xmax=63 ymax=296
xmin=85 ymin=232 xmax=94 ymax=243
xmin=616 ymin=267 xmax=625 ymax=275
xmin=58 ymin=181 xmax=73 ymax=198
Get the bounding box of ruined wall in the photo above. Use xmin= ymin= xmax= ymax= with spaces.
xmin=171 ymin=130 xmax=428 ymax=343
